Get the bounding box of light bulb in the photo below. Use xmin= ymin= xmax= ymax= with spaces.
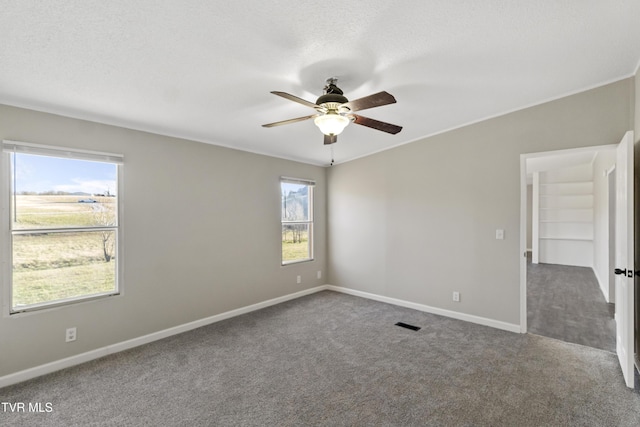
xmin=314 ymin=113 xmax=349 ymax=136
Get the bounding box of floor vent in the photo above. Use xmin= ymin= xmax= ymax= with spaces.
xmin=395 ymin=322 xmax=421 ymax=331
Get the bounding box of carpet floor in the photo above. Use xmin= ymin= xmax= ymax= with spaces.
xmin=527 ymin=260 xmax=616 ymax=352
xmin=1 ymin=290 xmax=639 ymax=426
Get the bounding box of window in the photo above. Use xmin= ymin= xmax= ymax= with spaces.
xmin=3 ymin=141 xmax=123 ymax=313
xmin=281 ymin=177 xmax=314 ymax=264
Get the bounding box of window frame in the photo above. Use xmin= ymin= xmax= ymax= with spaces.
xmin=280 ymin=177 xmax=315 ymax=265
xmin=2 ymin=140 xmax=124 ymax=315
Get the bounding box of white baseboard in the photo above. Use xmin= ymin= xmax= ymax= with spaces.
xmin=1 ymin=284 xmax=520 ymax=388
xmin=326 ymin=285 xmax=521 ymax=333
xmin=0 ymin=285 xmax=329 ymax=389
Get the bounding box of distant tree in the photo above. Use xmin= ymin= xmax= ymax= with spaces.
xmin=283 ymin=188 xmax=308 ymax=243
xmin=40 ymin=190 xmax=70 ymax=195
xmin=92 ymin=202 xmax=116 ymax=262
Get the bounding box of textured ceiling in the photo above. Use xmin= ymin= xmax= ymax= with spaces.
xmin=1 ymin=1 xmax=639 ymax=166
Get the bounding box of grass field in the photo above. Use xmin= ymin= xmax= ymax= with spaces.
xmin=14 ymin=194 xmax=116 ymax=228
xmin=13 ymin=262 xmax=115 ymax=307
xmin=282 ymin=239 xmax=310 ymax=261
xmin=11 ymin=195 xmax=117 ymax=308
xmin=282 ymin=230 xmax=311 ymax=262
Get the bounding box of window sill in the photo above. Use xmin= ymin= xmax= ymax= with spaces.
xmin=281 ymin=258 xmax=314 ymax=266
xmin=9 ymin=292 xmax=120 ymax=316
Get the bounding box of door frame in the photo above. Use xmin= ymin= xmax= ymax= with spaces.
xmin=519 ymin=144 xmax=619 ymax=333
xmin=614 ymin=130 xmax=635 ymax=388
xmin=608 ymin=165 xmax=616 ymax=303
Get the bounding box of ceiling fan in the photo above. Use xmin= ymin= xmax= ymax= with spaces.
xmin=262 ymin=78 xmax=402 ymax=145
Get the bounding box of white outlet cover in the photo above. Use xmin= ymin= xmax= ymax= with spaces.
xmin=495 ymin=229 xmax=505 ymax=240
xmin=65 ymin=327 xmax=77 ymax=342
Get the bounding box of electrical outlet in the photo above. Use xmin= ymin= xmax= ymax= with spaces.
xmin=453 ymin=292 xmax=460 ymax=302
xmin=65 ymin=327 xmax=77 ymax=342
xmin=296 ymin=275 xmax=301 ymax=284
xmin=317 ymin=271 xmax=322 ymax=279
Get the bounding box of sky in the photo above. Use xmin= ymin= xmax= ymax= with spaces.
xmin=281 ymin=182 xmax=305 ymax=195
xmin=12 ymin=153 xmax=117 ymax=195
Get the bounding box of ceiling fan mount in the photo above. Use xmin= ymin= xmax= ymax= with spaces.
xmin=262 ymin=77 xmax=402 ymax=145
xmin=315 ymin=78 xmax=349 ymax=107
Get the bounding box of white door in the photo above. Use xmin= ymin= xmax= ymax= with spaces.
xmin=615 ymin=130 xmax=635 ymax=388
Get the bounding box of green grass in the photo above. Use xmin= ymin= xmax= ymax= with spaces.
xmin=282 ymin=231 xmax=310 ymax=262
xmin=14 ymin=195 xmax=116 ymax=228
xmin=13 ymin=231 xmax=114 ymax=269
xmin=10 ymin=195 xmax=117 ymax=308
xmin=13 ymin=263 xmax=115 ymax=307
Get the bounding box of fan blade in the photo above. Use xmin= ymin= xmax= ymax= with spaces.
xmin=324 ymin=134 xmax=337 ymax=145
xmin=351 ymin=114 xmax=402 ymax=134
xmin=342 ymin=91 xmax=397 ymax=112
xmin=271 ymin=91 xmax=319 ymax=109
xmin=262 ymin=114 xmax=317 ymax=128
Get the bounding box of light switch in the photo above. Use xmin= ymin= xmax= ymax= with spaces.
xmin=495 ymin=229 xmax=504 ymax=240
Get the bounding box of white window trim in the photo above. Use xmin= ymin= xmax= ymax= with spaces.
xmin=1 ymin=140 xmax=124 ymax=316
xmin=2 ymin=140 xmax=124 ymax=164
xmin=280 ymin=176 xmax=316 ymax=187
xmin=281 ymin=177 xmax=314 ymax=265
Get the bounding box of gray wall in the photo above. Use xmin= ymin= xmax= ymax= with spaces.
xmin=0 ymin=105 xmax=326 ymax=376
xmin=327 ymin=78 xmax=633 ymax=326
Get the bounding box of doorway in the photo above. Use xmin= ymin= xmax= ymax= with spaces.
xmin=520 ymin=144 xmax=617 ymax=352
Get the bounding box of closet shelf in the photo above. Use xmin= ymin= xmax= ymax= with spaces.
xmin=539 ymin=220 xmax=592 ymax=223
xmin=539 ymin=236 xmax=593 ymax=242
xmin=539 ymin=207 xmax=593 ymax=211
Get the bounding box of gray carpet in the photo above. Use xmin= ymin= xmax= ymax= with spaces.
xmin=1 ymin=291 xmax=639 ymax=426
xmin=527 ymin=259 xmax=616 ymax=352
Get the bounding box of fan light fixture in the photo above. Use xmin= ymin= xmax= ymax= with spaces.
xmin=314 ymin=113 xmax=350 ymax=136
xmin=263 ymin=77 xmax=402 ymax=145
